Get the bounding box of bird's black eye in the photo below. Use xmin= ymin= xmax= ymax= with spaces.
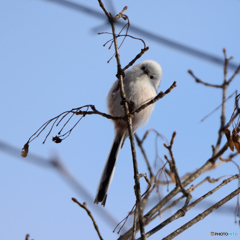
xmin=150 ymin=76 xmax=153 ymax=79
xmin=141 ymin=66 xmax=145 ymax=70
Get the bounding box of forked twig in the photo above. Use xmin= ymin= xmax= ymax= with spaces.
xmin=164 ymin=132 xmax=192 ymax=207
xmin=72 ymin=198 xmax=103 ymax=240
xmin=113 ymin=173 xmax=151 ymax=234
xmin=21 ymin=105 xmax=123 ymax=157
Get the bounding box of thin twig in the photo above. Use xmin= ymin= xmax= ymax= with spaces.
xmin=72 ymin=198 xmax=103 ymax=240
xmin=97 ymin=0 xmax=109 ymax=17
xmin=228 ymin=64 xmax=240 ymax=85
xmin=114 ymin=204 xmax=136 ymax=234
xmin=99 ymin=33 xmax=147 ymax=49
xmin=155 ymin=160 xmax=226 ymax=185
xmin=135 ymin=133 xmax=154 ymax=179
xmin=122 ymin=47 xmax=149 ymax=72
xmin=164 ymin=132 xmax=192 ymax=206
xmin=131 ymin=81 xmax=177 ymax=117
xmin=188 ymin=70 xmax=222 ymax=88
xmin=114 ymin=173 xmax=151 ymax=235
xmin=200 ymin=91 xmax=237 ymax=122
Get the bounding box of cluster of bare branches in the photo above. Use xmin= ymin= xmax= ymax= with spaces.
xmin=17 ymin=1 xmax=240 ymax=240
xmin=113 ymin=48 xmax=240 ymax=239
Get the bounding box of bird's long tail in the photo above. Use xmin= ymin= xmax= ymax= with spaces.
xmin=94 ymin=134 xmax=124 ymax=206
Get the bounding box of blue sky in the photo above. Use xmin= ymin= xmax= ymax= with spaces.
xmin=1 ymin=0 xmax=240 ymax=239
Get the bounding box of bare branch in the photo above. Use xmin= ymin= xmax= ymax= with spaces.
xmin=140 ymin=174 xmax=232 ymax=230
xmin=163 ymin=186 xmax=240 ymax=240
xmin=131 ymin=81 xmax=177 ymax=118
xmin=97 ymin=0 xmax=109 ymax=17
xmin=142 ymin=174 xmax=240 ymax=239
xmin=135 ymin=133 xmax=154 ymax=179
xmin=114 ymin=174 xmax=152 ymax=235
xmin=200 ymin=91 xmax=237 ymax=122
xmin=99 ymin=33 xmax=147 ymax=49
xmin=164 ymin=131 xmax=192 ymax=206
xmin=188 ymin=70 xmax=222 ymax=88
xmin=119 ymin=142 xmax=229 ymax=240
xmin=97 ymin=1 xmax=148 ymax=238
xmin=72 ymin=198 xmax=103 ymax=240
xmin=122 ymin=47 xmax=149 ymax=72
xmin=228 ymin=64 xmax=240 ymax=85
xmin=21 ymin=105 xmax=123 ymax=157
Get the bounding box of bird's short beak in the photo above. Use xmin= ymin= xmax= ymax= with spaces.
xmin=144 ymin=69 xmax=149 ymax=75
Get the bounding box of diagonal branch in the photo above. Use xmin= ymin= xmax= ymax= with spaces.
xmin=131 ymin=81 xmax=177 ymax=117
xmin=188 ymin=70 xmax=222 ymax=88
xmin=141 ymin=174 xmax=240 ymax=239
xmin=72 ymin=198 xmax=103 ymax=240
xmin=163 ymin=186 xmax=240 ymax=240
xmin=135 ymin=133 xmax=154 ymax=179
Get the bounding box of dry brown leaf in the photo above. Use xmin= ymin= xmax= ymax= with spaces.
xmin=224 ymin=128 xmax=234 ymax=151
xmin=165 ymin=169 xmax=176 ymax=183
xmin=232 ymin=128 xmax=240 ymax=153
xmin=21 ymin=143 xmax=29 ymax=158
xmin=228 ymin=136 xmax=235 ymax=151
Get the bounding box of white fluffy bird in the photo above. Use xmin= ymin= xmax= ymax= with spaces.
xmin=94 ymin=60 xmax=162 ymax=206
